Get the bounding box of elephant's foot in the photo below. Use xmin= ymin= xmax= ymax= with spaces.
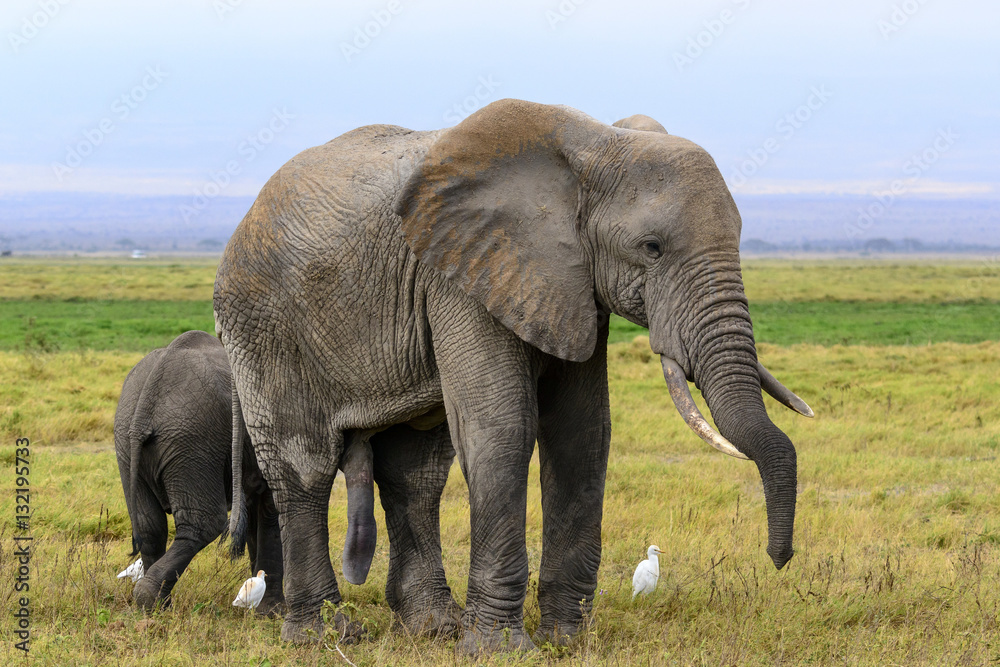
xmin=280 ymin=611 xmax=368 ymax=645
xmin=280 ymin=615 xmax=324 ymax=644
xmin=331 ymin=611 xmax=368 ymax=645
xmin=254 ymin=593 xmax=287 ymax=618
xmin=133 ymin=578 xmax=171 ymax=612
xmin=392 ymin=598 xmax=462 ymax=639
xmin=533 ymin=619 xmax=583 ymax=647
xmin=455 ymin=620 xmax=536 ymax=656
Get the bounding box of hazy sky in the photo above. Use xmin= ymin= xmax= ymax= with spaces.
xmin=2 ymin=0 xmax=997 ymax=198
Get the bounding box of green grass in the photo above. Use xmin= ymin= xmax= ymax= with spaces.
xmin=7 ymin=298 xmax=1000 ymax=351
xmin=0 ymin=300 xmax=216 ymax=352
xmin=6 ymin=259 xmax=1000 ymax=351
xmin=610 ymin=301 xmax=1000 ymax=346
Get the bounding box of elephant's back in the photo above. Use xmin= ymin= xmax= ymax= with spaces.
xmin=152 ymin=343 xmax=232 ymax=438
xmin=114 ymin=348 xmax=165 ymax=457
xmin=215 ymin=124 xmax=447 ymax=428
xmin=216 ymin=126 xmax=440 ymax=305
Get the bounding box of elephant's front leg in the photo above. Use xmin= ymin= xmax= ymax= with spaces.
xmin=454 ymin=412 xmax=537 ymax=655
xmin=371 ymin=422 xmax=461 ymax=638
xmin=437 ymin=339 xmax=540 ymax=655
xmin=534 ymin=331 xmax=612 ymax=645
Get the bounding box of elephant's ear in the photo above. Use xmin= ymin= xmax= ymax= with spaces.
xmin=394 ymin=99 xmax=608 ymax=362
xmin=613 ymin=114 xmax=668 ymax=134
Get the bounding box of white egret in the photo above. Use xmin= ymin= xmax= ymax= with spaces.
xmin=631 ymin=545 xmax=663 ymax=599
xmin=232 ymin=570 xmax=267 ymax=609
xmin=117 ymin=558 xmax=144 ymax=582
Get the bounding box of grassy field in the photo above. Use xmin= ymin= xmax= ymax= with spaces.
xmin=2 ymin=258 xmax=1000 ymax=664
xmin=3 ymin=257 xmax=1000 ymax=350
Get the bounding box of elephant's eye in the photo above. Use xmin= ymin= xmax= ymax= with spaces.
xmin=642 ymin=240 xmax=662 ymax=259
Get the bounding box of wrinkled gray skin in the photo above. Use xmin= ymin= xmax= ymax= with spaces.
xmin=214 ymin=99 xmax=800 ymax=655
xmin=114 ymin=330 xmax=284 ymax=614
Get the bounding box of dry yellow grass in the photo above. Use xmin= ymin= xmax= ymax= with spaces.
xmin=741 ymin=257 xmax=1000 ymax=303
xmin=2 ymin=339 xmax=999 ymax=664
xmin=3 ymin=256 xmax=1000 ymax=303
xmin=0 ymin=257 xmax=218 ymax=301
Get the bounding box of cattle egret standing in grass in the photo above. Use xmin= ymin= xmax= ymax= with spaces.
xmin=632 ymin=545 xmax=663 ymax=599
xmin=232 ymin=570 xmax=267 ymax=609
xmin=117 ymin=558 xmax=144 ymax=582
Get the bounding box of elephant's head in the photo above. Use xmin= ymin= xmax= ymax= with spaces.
xmin=394 ymin=99 xmax=809 ymax=569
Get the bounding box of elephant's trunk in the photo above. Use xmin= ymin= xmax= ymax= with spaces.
xmin=699 ymin=372 xmax=797 ymax=570
xmin=651 ymin=262 xmax=797 ymax=570
xmin=341 ymin=438 xmax=377 ymax=585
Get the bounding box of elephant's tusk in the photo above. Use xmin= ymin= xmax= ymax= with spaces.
xmin=660 ymin=357 xmax=750 ymax=460
xmin=757 ymin=362 xmax=815 ymax=418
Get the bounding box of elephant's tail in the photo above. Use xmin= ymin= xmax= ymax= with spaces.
xmin=125 ymin=358 xmax=163 ymax=557
xmin=225 ymin=381 xmax=249 ymax=559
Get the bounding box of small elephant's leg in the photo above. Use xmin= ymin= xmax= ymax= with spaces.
xmin=130 ymin=481 xmax=169 ymax=610
xmin=250 ymin=488 xmax=286 ymax=616
xmin=371 ymin=422 xmax=461 ymax=638
xmin=138 ymin=508 xmax=225 ymax=609
xmin=534 ymin=327 xmax=612 ymax=645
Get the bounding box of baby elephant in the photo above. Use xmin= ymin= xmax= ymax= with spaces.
xmin=115 ymin=330 xmax=284 ymax=613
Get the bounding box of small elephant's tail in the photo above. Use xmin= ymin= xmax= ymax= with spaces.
xmin=127 ymin=429 xmax=145 ymax=556
xmin=124 ymin=359 xmax=164 ymax=557
xmin=225 ymin=382 xmax=249 ymax=559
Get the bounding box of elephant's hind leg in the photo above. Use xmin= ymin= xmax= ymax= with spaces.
xmin=138 ymin=507 xmax=225 ymax=609
xmin=131 ymin=480 xmax=169 ymax=611
xmin=253 ymin=431 xmax=344 ymax=643
xmin=372 ymin=422 xmax=461 ymax=638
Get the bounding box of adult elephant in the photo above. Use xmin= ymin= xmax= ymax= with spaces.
xmin=115 ymin=330 xmax=284 ymax=613
xmin=214 ymin=99 xmax=810 ymax=654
